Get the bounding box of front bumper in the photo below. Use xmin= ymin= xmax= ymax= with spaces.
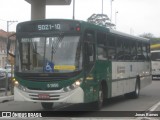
xmin=14 ymin=86 xmax=84 ymax=103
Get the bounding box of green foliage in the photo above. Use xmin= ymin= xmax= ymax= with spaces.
xmin=151 ymin=38 xmax=160 ymax=44
xmin=139 ymin=33 xmax=160 ymax=45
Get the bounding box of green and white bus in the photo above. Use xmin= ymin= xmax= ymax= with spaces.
xmin=7 ymin=19 xmax=151 ymax=110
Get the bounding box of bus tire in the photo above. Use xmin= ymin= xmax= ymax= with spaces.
xmin=131 ymin=80 xmax=140 ymax=98
xmin=94 ymin=83 xmax=104 ymax=110
xmin=41 ymin=102 xmax=53 ymax=110
xmin=125 ymin=79 xmax=140 ymax=99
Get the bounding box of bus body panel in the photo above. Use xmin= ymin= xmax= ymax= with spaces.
xmin=111 ymin=61 xmax=151 ymax=97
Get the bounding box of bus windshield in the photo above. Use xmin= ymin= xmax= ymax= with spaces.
xmin=151 ymin=52 xmax=160 ymax=61
xmin=19 ymin=35 xmax=82 ymax=73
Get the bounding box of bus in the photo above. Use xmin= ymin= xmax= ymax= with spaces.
xmin=151 ymin=50 xmax=160 ymax=80
xmin=7 ymin=19 xmax=151 ymax=110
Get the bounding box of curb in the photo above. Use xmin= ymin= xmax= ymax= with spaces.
xmin=0 ymin=95 xmax=14 ymax=103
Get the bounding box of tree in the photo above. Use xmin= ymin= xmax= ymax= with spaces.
xmin=139 ymin=33 xmax=160 ymax=50
xmin=139 ymin=33 xmax=154 ymax=39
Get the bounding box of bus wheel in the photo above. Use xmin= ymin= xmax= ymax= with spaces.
xmin=41 ymin=102 xmax=53 ymax=110
xmin=95 ymin=84 xmax=104 ymax=110
xmin=125 ymin=80 xmax=140 ymax=99
xmin=131 ymin=80 xmax=140 ymax=98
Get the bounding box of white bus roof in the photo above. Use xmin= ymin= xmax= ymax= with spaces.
xmin=109 ymin=29 xmax=150 ymax=42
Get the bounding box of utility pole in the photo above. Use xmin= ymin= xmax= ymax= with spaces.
xmin=115 ymin=11 xmax=118 ymax=29
xmin=7 ymin=20 xmax=18 ymax=32
xmin=73 ymin=0 xmax=75 ymax=20
xmin=111 ymin=0 xmax=114 ymax=22
xmin=102 ymin=0 xmax=103 ymax=14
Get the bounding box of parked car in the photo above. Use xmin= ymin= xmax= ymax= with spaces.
xmin=0 ymin=68 xmax=7 ymax=89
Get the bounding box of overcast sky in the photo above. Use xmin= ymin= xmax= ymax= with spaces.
xmin=0 ymin=0 xmax=160 ymax=37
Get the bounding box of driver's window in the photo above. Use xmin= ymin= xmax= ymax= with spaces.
xmin=84 ymin=30 xmax=95 ymax=69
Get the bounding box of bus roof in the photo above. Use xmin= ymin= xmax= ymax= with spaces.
xmin=109 ymin=29 xmax=150 ymax=42
xmin=79 ymin=19 xmax=150 ymax=43
xmin=17 ymin=19 xmax=150 ymax=43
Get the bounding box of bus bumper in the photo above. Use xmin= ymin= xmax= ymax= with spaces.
xmin=14 ymin=86 xmax=84 ymax=103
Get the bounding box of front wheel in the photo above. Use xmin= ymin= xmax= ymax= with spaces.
xmin=94 ymin=84 xmax=104 ymax=110
xmin=41 ymin=102 xmax=53 ymax=110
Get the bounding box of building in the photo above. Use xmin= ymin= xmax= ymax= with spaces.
xmin=0 ymin=29 xmax=15 ymax=68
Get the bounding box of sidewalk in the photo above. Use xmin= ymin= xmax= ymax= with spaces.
xmin=0 ymin=90 xmax=14 ymax=103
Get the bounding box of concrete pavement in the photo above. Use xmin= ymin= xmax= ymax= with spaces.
xmin=0 ymin=90 xmax=13 ymax=103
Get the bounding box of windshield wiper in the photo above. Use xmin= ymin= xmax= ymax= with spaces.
xmin=51 ymin=34 xmax=64 ymax=62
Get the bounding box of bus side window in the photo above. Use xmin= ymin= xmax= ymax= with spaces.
xmin=137 ymin=41 xmax=146 ymax=61
xmin=97 ymin=32 xmax=107 ymax=60
xmin=147 ymin=44 xmax=151 ymax=60
xmin=107 ymin=34 xmax=116 ymax=60
xmin=116 ymin=38 xmax=124 ymax=60
xmin=130 ymin=41 xmax=137 ymax=60
xmin=142 ymin=43 xmax=150 ymax=61
xmin=108 ymin=48 xmax=116 ymax=60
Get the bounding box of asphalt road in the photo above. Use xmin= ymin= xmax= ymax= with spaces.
xmin=0 ymin=80 xmax=160 ymax=119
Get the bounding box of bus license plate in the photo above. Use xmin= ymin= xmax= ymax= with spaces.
xmin=38 ymin=94 xmax=50 ymax=99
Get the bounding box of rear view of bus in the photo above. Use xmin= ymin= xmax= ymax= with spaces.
xmin=151 ymin=50 xmax=160 ymax=80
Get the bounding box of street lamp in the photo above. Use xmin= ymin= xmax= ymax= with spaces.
xmin=7 ymin=21 xmax=18 ymax=32
xmin=102 ymin=0 xmax=103 ymax=14
xmin=115 ymin=11 xmax=118 ymax=29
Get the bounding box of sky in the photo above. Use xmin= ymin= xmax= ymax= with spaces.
xmin=0 ymin=0 xmax=160 ymax=37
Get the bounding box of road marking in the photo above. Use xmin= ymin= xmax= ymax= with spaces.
xmin=147 ymin=101 xmax=160 ymax=111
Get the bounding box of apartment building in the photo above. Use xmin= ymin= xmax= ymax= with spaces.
xmin=0 ymin=29 xmax=15 ymax=68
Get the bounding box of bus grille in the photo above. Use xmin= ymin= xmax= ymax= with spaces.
xmin=20 ymin=76 xmax=67 ymax=82
xmin=15 ymin=71 xmax=81 ymax=82
xmin=27 ymin=89 xmax=68 ymax=101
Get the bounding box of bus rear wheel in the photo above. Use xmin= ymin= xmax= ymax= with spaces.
xmin=131 ymin=80 xmax=140 ymax=98
xmin=41 ymin=102 xmax=53 ymax=110
xmin=125 ymin=80 xmax=140 ymax=99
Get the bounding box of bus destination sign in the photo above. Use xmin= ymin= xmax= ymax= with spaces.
xmin=37 ymin=24 xmax=61 ymax=31
xmin=17 ymin=20 xmax=81 ymax=33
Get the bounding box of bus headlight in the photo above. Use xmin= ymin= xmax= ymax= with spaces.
xmin=14 ymin=81 xmax=19 ymax=87
xmin=14 ymin=81 xmax=27 ymax=92
xmin=75 ymin=80 xmax=81 ymax=86
xmin=18 ymin=84 xmax=27 ymax=92
xmin=63 ymin=78 xmax=83 ymax=92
